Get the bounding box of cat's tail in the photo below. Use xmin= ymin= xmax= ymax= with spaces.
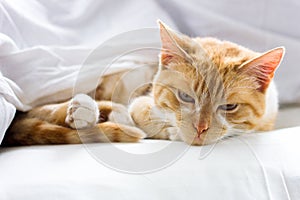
xmin=2 ymin=118 xmax=146 ymax=146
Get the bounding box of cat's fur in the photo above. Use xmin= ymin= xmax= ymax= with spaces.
xmin=2 ymin=21 xmax=284 ymax=146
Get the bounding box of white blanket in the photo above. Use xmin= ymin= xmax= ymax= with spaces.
xmin=1 ymin=125 xmax=300 ymax=199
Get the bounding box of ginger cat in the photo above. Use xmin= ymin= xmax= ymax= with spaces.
xmin=2 ymin=21 xmax=284 ymax=146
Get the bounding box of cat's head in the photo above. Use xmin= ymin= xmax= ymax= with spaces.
xmin=153 ymin=21 xmax=285 ymax=145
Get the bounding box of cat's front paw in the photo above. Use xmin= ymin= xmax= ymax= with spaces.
xmin=66 ymin=94 xmax=99 ymax=129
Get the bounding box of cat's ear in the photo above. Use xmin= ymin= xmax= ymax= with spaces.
xmin=239 ymin=47 xmax=285 ymax=92
xmin=158 ymin=20 xmax=192 ymax=66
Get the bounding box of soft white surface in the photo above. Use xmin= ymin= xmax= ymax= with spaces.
xmin=1 ymin=126 xmax=300 ymax=200
xmin=0 ymin=107 xmax=298 ymax=200
xmin=0 ymin=106 xmax=299 ymax=199
xmin=0 ymin=1 xmax=300 ymax=199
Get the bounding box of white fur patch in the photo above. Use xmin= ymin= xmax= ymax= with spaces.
xmin=108 ymin=104 xmax=134 ymax=126
xmin=167 ymin=127 xmax=181 ymax=141
xmin=66 ymin=94 xmax=99 ymax=129
xmin=263 ymin=81 xmax=279 ymax=120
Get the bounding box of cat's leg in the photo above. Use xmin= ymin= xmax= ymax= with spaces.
xmin=79 ymin=122 xmax=146 ymax=143
xmin=3 ymin=94 xmax=145 ymax=146
xmin=28 ymin=94 xmax=99 ymax=129
xmin=65 ymin=94 xmax=99 ymax=129
xmin=129 ymin=96 xmax=180 ymax=141
xmin=65 ymin=94 xmax=145 ymax=143
xmin=3 ymin=117 xmax=145 ymax=146
xmin=2 ymin=117 xmax=82 ymax=146
xmin=26 ymin=101 xmax=69 ymax=126
xmin=66 ymin=94 xmax=135 ymax=128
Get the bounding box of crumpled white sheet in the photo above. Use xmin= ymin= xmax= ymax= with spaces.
xmin=0 ymin=95 xmax=15 ymax=143
xmin=0 ymin=0 xmax=299 ymax=144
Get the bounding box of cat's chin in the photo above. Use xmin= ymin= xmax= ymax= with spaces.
xmin=190 ymin=139 xmax=218 ymax=146
xmin=190 ymin=138 xmax=205 ymax=146
xmin=181 ymin=135 xmax=218 ymax=146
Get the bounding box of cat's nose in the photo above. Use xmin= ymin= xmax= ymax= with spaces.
xmin=194 ymin=122 xmax=209 ymax=137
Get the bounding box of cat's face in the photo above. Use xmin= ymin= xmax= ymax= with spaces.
xmin=153 ymin=22 xmax=284 ymax=145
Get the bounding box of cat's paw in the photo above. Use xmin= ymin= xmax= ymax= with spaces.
xmin=66 ymin=94 xmax=99 ymax=129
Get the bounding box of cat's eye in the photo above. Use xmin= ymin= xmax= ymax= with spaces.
xmin=218 ymin=104 xmax=238 ymax=112
xmin=177 ymin=90 xmax=195 ymax=103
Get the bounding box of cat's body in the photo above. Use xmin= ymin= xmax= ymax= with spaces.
xmin=2 ymin=21 xmax=284 ymax=146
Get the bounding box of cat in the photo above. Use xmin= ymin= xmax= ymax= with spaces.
xmin=2 ymin=21 xmax=284 ymax=146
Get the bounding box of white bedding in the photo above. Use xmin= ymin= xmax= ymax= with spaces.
xmin=0 ymin=106 xmax=299 ymax=200
xmin=1 ymin=0 xmax=300 ymax=199
xmin=1 ymin=115 xmax=300 ymax=200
